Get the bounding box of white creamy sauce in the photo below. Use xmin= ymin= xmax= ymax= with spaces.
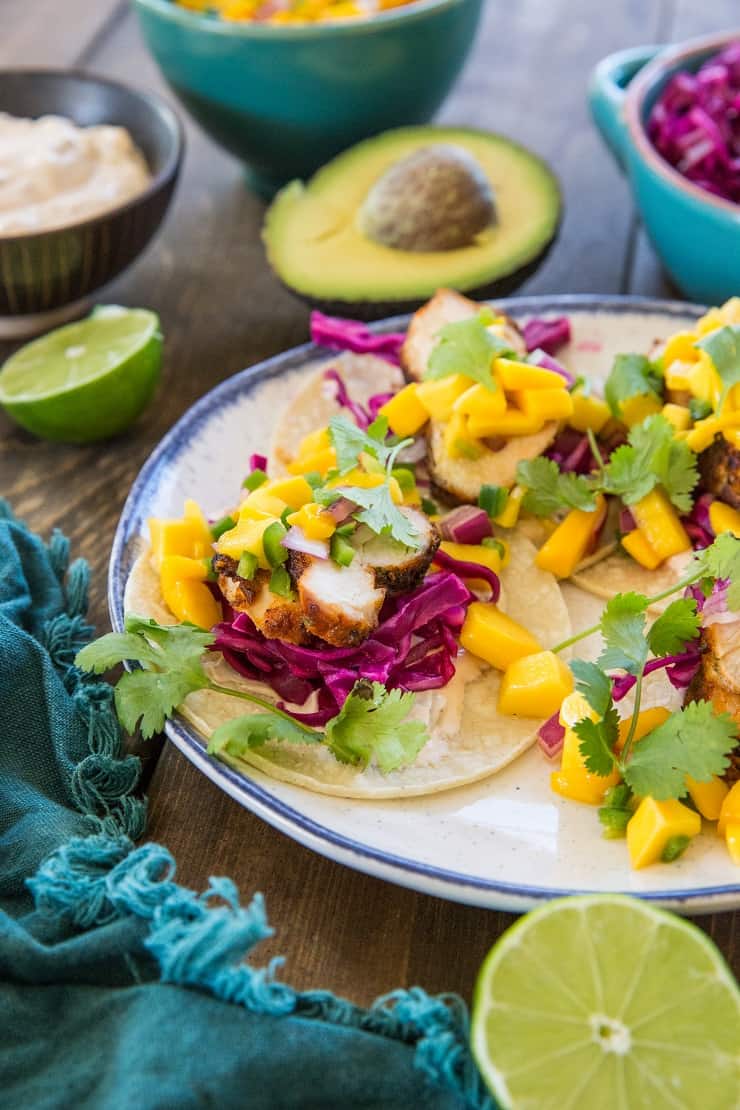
xmin=0 ymin=113 xmax=151 ymax=235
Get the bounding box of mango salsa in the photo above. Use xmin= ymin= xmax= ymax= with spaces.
xmin=550 ymin=691 xmax=621 ymax=805
xmin=498 ymin=650 xmax=573 ymax=718
xmin=493 ymin=486 xmax=524 ymax=528
xmin=569 ymin=391 xmax=610 ymax=434
xmin=717 ymin=780 xmax=740 ymax=837
xmin=630 ymin=488 xmax=691 ymax=562
xmin=416 ymin=374 xmax=471 ymax=421
xmin=378 ymin=383 xmax=429 ymax=437
xmin=494 ymin=358 xmax=566 ymax=390
xmin=466 ymin=408 xmax=544 ymax=438
xmin=438 ymin=541 xmax=504 ymax=581
xmin=661 ymin=402 xmax=691 ymax=431
xmin=621 ymin=528 xmax=662 ymax=570
xmin=620 ymin=393 xmax=663 ymax=427
xmin=160 ymin=555 xmax=221 ymax=630
xmin=535 ymin=495 xmax=606 ymax=578
xmin=685 ymin=774 xmax=729 ymax=821
xmin=514 ymin=387 xmax=574 ymax=423
xmin=626 ymin=797 xmax=701 ymax=870
xmin=709 ymin=500 xmax=740 ymax=538
xmin=459 ymin=601 xmax=542 ymax=671
xmin=286 ymin=502 xmax=336 ymax=540
xmin=443 ymin=412 xmax=483 ymax=459
xmin=262 ymin=475 xmax=313 ymax=510
xmin=453 ymin=382 xmax=506 ymax=419
xmin=149 ymin=499 xmax=212 ymax=570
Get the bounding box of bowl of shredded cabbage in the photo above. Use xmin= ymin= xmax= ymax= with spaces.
xmin=589 ymin=30 xmax=740 ymax=304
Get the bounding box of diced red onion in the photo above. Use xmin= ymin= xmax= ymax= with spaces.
xmin=523 ymin=317 xmax=571 ymax=356
xmin=619 ymin=507 xmax=637 ymax=533
xmin=683 ymin=493 xmax=715 ymax=550
xmin=328 ymin=497 xmax=357 ymax=524
xmin=368 ymin=392 xmax=396 ymax=417
xmin=249 ymin=453 xmax=268 ymax=472
xmin=528 ymin=347 xmax=575 ymax=387
xmin=439 ymin=505 xmax=493 ymax=545
xmin=537 ymin=713 xmax=565 ymax=759
xmin=280 ymin=526 xmax=329 ymax=559
xmin=311 ymin=311 xmax=406 ymax=365
xmin=432 ymin=546 xmax=500 ymax=601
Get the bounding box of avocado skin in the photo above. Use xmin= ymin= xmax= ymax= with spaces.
xmin=276 ymin=228 xmax=561 ymax=321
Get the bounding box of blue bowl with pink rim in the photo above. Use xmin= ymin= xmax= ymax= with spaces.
xmin=589 ymin=30 xmax=740 ymax=304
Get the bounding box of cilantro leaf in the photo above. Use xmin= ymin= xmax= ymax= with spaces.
xmin=516 ymin=457 xmax=597 ymax=517
xmin=604 ymin=353 xmax=662 ymax=417
xmin=114 ymin=669 xmax=207 ymax=739
xmin=325 ymin=681 xmax=429 ymax=773
xmin=207 ymin=712 xmax=318 ymax=758
xmin=570 ymin=659 xmax=613 ymax=717
xmin=124 ymin=615 xmax=215 ymax=672
xmin=603 ymin=414 xmax=698 ymax=512
xmin=425 ymin=312 xmax=512 ymax=391
xmin=329 ymin=414 xmax=392 ymax=474
xmin=647 ymin=598 xmax=700 ymax=657
xmin=598 ymin=592 xmax=648 ymax=674
xmin=75 ymin=631 xmax=162 ymax=673
xmin=340 ymin=480 xmax=421 ymax=547
xmin=691 ymin=533 xmax=740 ymax=610
xmin=696 ymin=325 xmax=740 ymax=411
xmin=624 ymin=700 xmax=737 ymax=800
xmin=574 ymin=705 xmax=619 ymax=776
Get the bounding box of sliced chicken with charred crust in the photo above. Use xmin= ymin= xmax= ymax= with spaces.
xmin=213 ymin=553 xmax=262 ymax=611
xmin=294 ymin=555 xmax=385 ymax=647
xmin=698 ymin=435 xmax=740 ymax=510
xmin=426 ymin=419 xmax=559 ymax=504
xmin=401 ymin=287 xmax=526 ymax=382
xmin=686 ymin=621 xmax=740 ymax=784
xmin=351 ymin=509 xmax=439 ymax=593
xmin=213 ymin=556 xmax=309 ymax=645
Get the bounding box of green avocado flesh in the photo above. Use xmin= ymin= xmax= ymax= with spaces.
xmin=263 ymin=127 xmax=561 ymax=305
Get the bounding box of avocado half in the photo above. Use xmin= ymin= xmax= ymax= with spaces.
xmin=262 ymin=126 xmax=561 ymax=320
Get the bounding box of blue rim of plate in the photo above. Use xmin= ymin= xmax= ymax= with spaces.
xmin=109 ymin=293 xmax=740 ymax=913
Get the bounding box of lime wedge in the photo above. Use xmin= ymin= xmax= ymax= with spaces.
xmin=0 ymin=305 xmax=162 ymax=442
xmin=472 ymin=895 xmax=739 ymax=1109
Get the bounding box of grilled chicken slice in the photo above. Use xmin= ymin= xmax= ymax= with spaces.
xmin=351 ymin=509 xmax=440 ymax=593
xmin=401 ymin=288 xmax=526 ymax=382
xmin=698 ymin=435 xmax=740 ymax=510
xmin=686 ymin=622 xmax=740 ymax=784
xmin=295 ymin=556 xmax=385 ymax=647
xmin=213 ymin=555 xmax=309 ymax=645
xmin=426 ymin=418 xmax=559 ymax=504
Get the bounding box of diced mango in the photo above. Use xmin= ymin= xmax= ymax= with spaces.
xmin=620 ymin=393 xmax=663 ymax=427
xmin=378 ymin=383 xmax=429 ymax=437
xmin=726 ymin=822 xmax=740 ymax=864
xmin=443 ymin=412 xmax=483 ymax=459
xmin=453 ymin=382 xmax=506 ymax=419
xmin=717 ymin=780 xmax=740 ymax=836
xmin=416 ymin=374 xmax=472 ymax=421
xmin=569 ymin=392 xmax=611 ymax=434
xmin=697 ymin=298 xmax=740 ymax=334
xmin=498 ymin=650 xmax=574 ymax=718
xmin=459 ymin=601 xmax=542 ymax=671
xmin=664 ymin=361 xmax=694 ymax=392
xmin=183 ymin=498 xmax=211 ymax=536
xmin=286 ymin=502 xmax=336 ymax=540
xmin=295 ymin=426 xmax=330 ymax=456
xmin=621 ymin=528 xmax=662 ymax=570
xmin=160 ymin=555 xmax=221 ymax=630
xmin=626 ymin=797 xmax=701 ymax=870
xmin=535 ymin=495 xmax=606 ymax=579
xmin=215 ymin=516 xmax=270 ymax=565
xmin=724 ymin=428 xmax=740 ymax=450
xmin=240 ymin=488 xmax=288 ymax=519
xmin=685 ymin=774 xmax=729 ymax=821
xmin=494 ymin=358 xmax=566 ymax=390
xmin=661 ymin=402 xmax=691 ymax=431
xmin=687 ymin=352 xmax=722 ymax=407
xmin=550 ymin=691 xmax=622 ymax=804
xmin=493 ymin=485 xmax=524 ymax=528
xmin=709 ymin=500 xmax=740 ymax=538
xmin=330 ymin=469 xmax=403 ymax=503
xmin=149 ymin=501 xmax=212 ymax=570
xmin=686 ymin=416 xmax=722 ymax=453
xmin=514 ymin=388 xmax=574 ymax=423
xmin=662 ymin=330 xmax=699 ymax=368
xmin=263 ymin=475 xmax=313 ymax=510
xmin=615 ymin=706 xmax=671 ymax=750
xmin=631 ymin=488 xmax=691 ymax=562
xmin=438 ymin=541 xmax=503 ymax=578
xmin=466 ymin=408 xmax=544 ymax=438
xmin=287 ymin=446 xmax=336 ymax=477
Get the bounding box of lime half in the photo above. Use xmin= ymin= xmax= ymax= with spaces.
xmin=0 ymin=305 xmax=162 ymax=442
xmin=472 ymin=895 xmax=739 ymax=1109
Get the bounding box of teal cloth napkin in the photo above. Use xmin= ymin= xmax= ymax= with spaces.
xmin=0 ymin=502 xmax=493 ymax=1110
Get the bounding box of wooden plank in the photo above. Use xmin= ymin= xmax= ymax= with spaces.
xmin=1 ymin=0 xmax=124 ymax=69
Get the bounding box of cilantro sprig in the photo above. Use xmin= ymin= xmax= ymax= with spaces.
xmin=517 ymin=457 xmax=598 ymax=516
xmin=604 ymin=353 xmax=663 ymax=418
xmin=425 ymin=309 xmax=514 ymax=392
xmin=75 ymin=619 xmax=429 ymax=774
xmin=696 ymin=324 xmax=740 ymax=412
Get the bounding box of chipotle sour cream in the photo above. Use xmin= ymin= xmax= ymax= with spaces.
xmin=0 ymin=113 xmax=151 ymax=236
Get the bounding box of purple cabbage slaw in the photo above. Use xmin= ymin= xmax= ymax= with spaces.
xmin=647 ymin=41 xmax=740 ymax=205
xmin=323 ymin=368 xmax=393 ymax=431
xmin=311 ymin=311 xmax=406 ymax=365
xmin=212 ymin=570 xmax=474 ymax=726
xmin=522 ymin=316 xmax=571 ymax=356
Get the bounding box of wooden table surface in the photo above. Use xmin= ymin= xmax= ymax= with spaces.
xmin=3 ymin=0 xmax=738 ymax=1000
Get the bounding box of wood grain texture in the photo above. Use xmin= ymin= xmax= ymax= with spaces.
xmin=2 ymin=0 xmax=738 ymax=1008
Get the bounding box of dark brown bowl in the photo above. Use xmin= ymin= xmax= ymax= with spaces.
xmin=0 ymin=69 xmax=183 ymax=332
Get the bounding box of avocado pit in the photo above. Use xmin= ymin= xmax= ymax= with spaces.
xmin=359 ymin=144 xmax=496 ymax=253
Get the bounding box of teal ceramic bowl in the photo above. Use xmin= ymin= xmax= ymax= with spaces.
xmin=134 ymin=0 xmax=484 ymax=196
xmin=589 ymin=30 xmax=740 ymax=304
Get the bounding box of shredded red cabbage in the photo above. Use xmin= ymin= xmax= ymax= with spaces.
xmin=432 ymin=547 xmax=500 ymax=601
xmin=611 ymin=649 xmax=702 ymax=701
xmin=683 ymin=493 xmax=715 ymax=549
xmin=546 ymin=428 xmax=597 ymax=474
xmin=619 ymin=506 xmax=637 ymax=533
xmin=212 ymin=571 xmax=473 ymax=725
xmin=311 ymin=311 xmax=406 ymax=365
xmin=647 ymin=42 xmax=740 ymax=204
xmin=523 ymin=316 xmax=571 ymax=355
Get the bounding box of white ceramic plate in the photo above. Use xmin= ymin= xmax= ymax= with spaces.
xmin=109 ymin=295 xmax=740 ymax=915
